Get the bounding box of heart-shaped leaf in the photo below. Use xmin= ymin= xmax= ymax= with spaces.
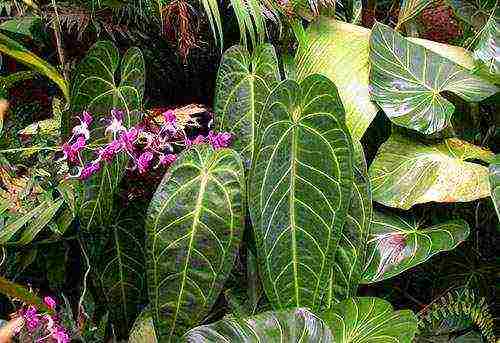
xmin=370 ymin=23 xmax=498 ymax=134
xmin=369 ymin=133 xmax=494 ymax=209
xmin=490 ymin=154 xmax=500 ymax=222
xmin=146 ymin=145 xmax=245 ymax=341
xmin=473 ymin=12 xmax=500 ymax=84
xmin=295 ymin=18 xmax=378 ymax=141
xmin=320 ymin=297 xmax=418 ymax=342
xmin=183 ymin=307 xmax=332 ymax=342
xmin=362 ymin=210 xmax=470 ymax=283
xmin=249 ymin=74 xmax=353 ymax=311
xmin=214 ymin=44 xmax=280 ymax=166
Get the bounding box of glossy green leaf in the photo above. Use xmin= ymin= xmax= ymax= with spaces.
xmin=0 ymin=32 xmax=68 ymax=101
xmin=397 ymin=0 xmax=434 ymax=28
xmin=362 ymin=210 xmax=470 ymax=283
xmin=295 ymin=18 xmax=378 ymax=141
xmin=407 ymin=38 xmax=475 ymax=70
xmin=490 ymin=154 xmax=500 ymax=221
xmin=320 ymin=297 xmax=418 ymax=342
xmin=17 ymin=198 xmax=63 ymax=245
xmin=146 ymin=145 xmax=245 ymax=341
xmin=183 ymin=307 xmax=332 ymax=342
xmin=249 ymin=74 xmax=354 ymax=311
xmin=369 ymin=133 xmax=494 ymax=209
xmin=472 ymin=12 xmax=500 ymax=84
xmin=214 ymin=44 xmax=280 ymax=166
xmin=447 ymin=0 xmax=496 ymax=30
xmin=370 ymin=23 xmax=498 ymax=134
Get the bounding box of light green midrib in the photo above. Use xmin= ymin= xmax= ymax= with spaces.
xmin=290 ymin=121 xmax=299 ymax=307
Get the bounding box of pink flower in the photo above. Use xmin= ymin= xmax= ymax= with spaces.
xmin=23 ymin=306 xmax=40 ymax=332
xmin=81 ymin=111 xmax=93 ymax=126
xmin=80 ymin=162 xmax=101 ymax=180
xmin=62 ymin=136 xmax=86 ymax=163
xmin=72 ymin=113 xmax=93 ymax=139
xmin=43 ymin=296 xmax=56 ymax=310
xmin=162 ymin=110 xmax=177 ymax=133
xmin=98 ymin=139 xmax=122 ymax=163
xmin=185 ymin=134 xmax=205 ymax=147
xmin=137 ymin=151 xmax=154 ymax=174
xmin=159 ymin=153 xmax=176 ymax=167
xmin=119 ymin=127 xmax=139 ymax=153
xmin=207 ymin=131 xmax=232 ymax=149
xmin=51 ymin=324 xmax=70 ymax=343
xmin=105 ymin=109 xmax=126 ymax=136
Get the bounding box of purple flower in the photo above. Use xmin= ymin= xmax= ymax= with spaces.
xmin=185 ymin=134 xmax=205 ymax=147
xmin=162 ymin=110 xmax=177 ymax=133
xmin=73 ymin=112 xmax=93 ymax=139
xmin=51 ymin=324 xmax=70 ymax=343
xmin=159 ymin=153 xmax=177 ymax=166
xmin=207 ymin=131 xmax=232 ymax=150
xmin=62 ymin=136 xmax=86 ymax=164
xmin=80 ymin=162 xmax=101 ymax=180
xmin=137 ymin=151 xmax=154 ymax=174
xmin=43 ymin=296 xmax=56 ymax=310
xmin=23 ymin=306 xmax=40 ymax=332
xmin=105 ymin=109 xmax=126 ymax=136
xmin=119 ymin=127 xmax=139 ymax=153
xmin=98 ymin=139 xmax=122 ymax=163
xmin=81 ymin=111 xmax=93 ymax=126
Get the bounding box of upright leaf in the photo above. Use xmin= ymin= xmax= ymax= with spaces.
xmin=146 ymin=145 xmax=245 ymax=341
xmin=183 ymin=307 xmax=332 ymax=342
xmin=249 ymin=74 xmax=353 ymax=311
xmin=362 ymin=210 xmax=470 ymax=283
xmin=214 ymin=44 xmax=280 ymax=166
xmin=472 ymin=12 xmax=500 ymax=84
xmin=370 ymin=23 xmax=498 ymax=134
xmin=295 ymin=18 xmax=378 ymax=141
xmin=320 ymin=297 xmax=418 ymax=342
xmin=490 ymin=154 xmax=500 ymax=221
xmin=369 ymin=133 xmax=494 ymax=209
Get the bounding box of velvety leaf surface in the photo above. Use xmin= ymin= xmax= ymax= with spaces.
xmin=362 ymin=210 xmax=470 ymax=283
xmin=214 ymin=45 xmax=280 ymax=166
xmin=295 ymin=18 xmax=378 ymax=141
xmin=249 ymin=74 xmax=353 ymax=311
xmin=369 ymin=133 xmax=494 ymax=209
xmin=146 ymin=145 xmax=245 ymax=341
xmin=370 ymin=23 xmax=498 ymax=134
xmin=490 ymin=154 xmax=500 ymax=221
xmin=183 ymin=307 xmax=332 ymax=342
xmin=473 ymin=12 xmax=500 ymax=84
xmin=320 ymin=297 xmax=418 ymax=342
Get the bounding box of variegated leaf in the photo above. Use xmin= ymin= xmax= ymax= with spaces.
xmin=490 ymin=154 xmax=500 ymax=222
xmin=369 ymin=133 xmax=494 ymax=210
xmin=407 ymin=38 xmax=475 ymax=70
xmin=249 ymin=74 xmax=353 ymax=311
xmin=473 ymin=11 xmax=500 ymax=84
xmin=370 ymin=23 xmax=499 ymax=134
xmin=146 ymin=145 xmax=245 ymax=341
xmin=362 ymin=210 xmax=470 ymax=283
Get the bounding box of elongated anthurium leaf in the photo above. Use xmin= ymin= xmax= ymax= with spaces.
xmin=97 ymin=213 xmax=145 ymax=339
xmin=146 ymin=145 xmax=245 ymax=341
xmin=72 ymin=42 xmax=144 ymax=231
xmin=473 ymin=12 xmax=500 ymax=84
xmin=361 ymin=210 xmax=470 ymax=283
xmin=249 ymin=74 xmax=354 ymax=311
xmin=447 ymin=0 xmax=496 ymax=30
xmin=0 ymin=32 xmax=68 ymax=101
xmin=490 ymin=154 xmax=500 ymax=221
xmin=369 ymin=133 xmax=494 ymax=210
xmin=214 ymin=44 xmax=280 ymax=166
xmin=320 ymin=297 xmax=418 ymax=342
xmin=370 ymin=23 xmax=498 ymax=134
xmin=397 ymin=0 xmax=434 ymax=28
xmin=295 ymin=18 xmax=378 ymax=141
xmin=183 ymin=307 xmax=332 ymax=342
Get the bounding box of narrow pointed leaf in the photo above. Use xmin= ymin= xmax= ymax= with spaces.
xmin=362 ymin=210 xmax=470 ymax=283
xmin=369 ymin=133 xmax=494 ymax=209
xmin=249 ymin=74 xmax=354 ymax=311
xmin=214 ymin=44 xmax=280 ymax=166
xmin=473 ymin=12 xmax=500 ymax=84
xmin=183 ymin=308 xmax=332 ymax=342
xmin=370 ymin=23 xmax=498 ymax=134
xmin=490 ymin=154 xmax=500 ymax=221
xmin=17 ymin=198 xmax=63 ymax=245
xmin=295 ymin=18 xmax=378 ymax=141
xmin=320 ymin=297 xmax=418 ymax=342
xmin=146 ymin=145 xmax=245 ymax=341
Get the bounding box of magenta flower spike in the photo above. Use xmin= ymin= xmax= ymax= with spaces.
xmin=106 ymin=109 xmax=126 ymax=136
xmin=159 ymin=153 xmax=177 ymax=166
xmin=43 ymin=296 xmax=56 ymax=310
xmin=137 ymin=151 xmax=154 ymax=173
xmin=80 ymin=162 xmax=101 ymax=180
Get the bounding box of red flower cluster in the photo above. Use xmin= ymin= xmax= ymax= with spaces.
xmin=419 ymin=3 xmax=461 ymax=43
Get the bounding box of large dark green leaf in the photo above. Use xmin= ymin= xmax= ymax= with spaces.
xmin=369 ymin=133 xmax=494 ymax=210
xmin=249 ymin=74 xmax=354 ymax=311
xmin=447 ymin=0 xmax=496 ymax=30
xmin=362 ymin=210 xmax=470 ymax=283
xmin=490 ymin=154 xmax=500 ymax=221
xmin=369 ymin=23 xmax=498 ymax=134
xmin=320 ymin=297 xmax=418 ymax=342
xmin=472 ymin=12 xmax=500 ymax=84
xmin=183 ymin=307 xmax=332 ymax=342
xmin=295 ymin=18 xmax=378 ymax=141
xmin=214 ymin=44 xmax=280 ymax=166
xmin=146 ymin=145 xmax=245 ymax=341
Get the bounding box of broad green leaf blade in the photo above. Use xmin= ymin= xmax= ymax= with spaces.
xmin=472 ymin=12 xmax=500 ymax=84
xmin=146 ymin=145 xmax=245 ymax=341
xmin=362 ymin=210 xmax=470 ymax=283
xmin=369 ymin=133 xmax=494 ymax=209
xmin=490 ymin=154 xmax=500 ymax=221
xmin=0 ymin=16 xmax=41 ymax=37
xmin=183 ymin=308 xmax=332 ymax=342
xmin=370 ymin=23 xmax=499 ymax=134
xmin=0 ymin=32 xmax=69 ymax=101
xmin=408 ymin=38 xmax=475 ymax=70
xmin=249 ymin=74 xmax=354 ymax=311
xmin=295 ymin=18 xmax=378 ymax=141
xmin=214 ymin=44 xmax=280 ymax=166
xmin=320 ymin=297 xmax=418 ymax=342
xmin=17 ymin=198 xmax=63 ymax=245
xmin=447 ymin=0 xmax=496 ymax=30
xmin=98 ymin=213 xmax=145 ymax=339
xmin=397 ymin=0 xmax=434 ymax=28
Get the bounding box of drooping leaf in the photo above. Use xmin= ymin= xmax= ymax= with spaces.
xmin=369 ymin=23 xmax=498 ymax=134
xmin=397 ymin=0 xmax=434 ymax=28
xmin=249 ymin=74 xmax=354 ymax=311
xmin=295 ymin=18 xmax=378 ymax=141
xmin=183 ymin=307 xmax=332 ymax=341
xmin=490 ymin=154 xmax=500 ymax=221
xmin=0 ymin=32 xmax=68 ymax=101
xmin=362 ymin=210 xmax=470 ymax=283
xmin=320 ymin=297 xmax=418 ymax=342
xmin=369 ymin=133 xmax=494 ymax=209
xmin=472 ymin=12 xmax=500 ymax=84
xmin=146 ymin=145 xmax=245 ymax=341
xmin=214 ymin=44 xmax=280 ymax=166
xmin=447 ymin=0 xmax=496 ymax=30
